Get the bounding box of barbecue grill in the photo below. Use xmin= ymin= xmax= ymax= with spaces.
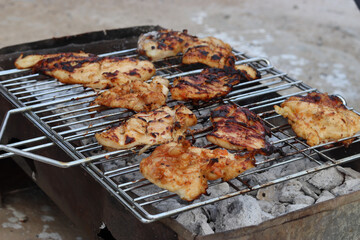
xmin=1 ymin=26 xmax=360 ymax=239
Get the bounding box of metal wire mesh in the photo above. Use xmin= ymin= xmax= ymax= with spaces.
xmin=1 ymin=47 xmax=360 ymax=223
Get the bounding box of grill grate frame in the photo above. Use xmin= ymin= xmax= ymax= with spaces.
xmin=1 ymin=44 xmax=360 ymax=223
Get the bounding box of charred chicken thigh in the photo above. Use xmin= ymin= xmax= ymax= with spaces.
xmin=274 ymin=92 xmax=360 ymax=146
xmin=90 ymin=76 xmax=169 ymax=112
xmin=95 ymin=105 xmax=197 ymax=150
xmin=140 ymin=140 xmax=255 ymax=201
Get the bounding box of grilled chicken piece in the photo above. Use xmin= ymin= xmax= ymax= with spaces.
xmin=90 ymin=76 xmax=169 ymax=112
xmin=235 ymin=64 xmax=261 ymax=81
xmin=170 ymin=67 xmax=246 ymax=102
xmin=207 ymin=105 xmax=272 ymax=154
xmin=14 ymin=52 xmax=93 ymax=69
xmin=140 ymin=140 xmax=255 ymax=201
xmin=138 ymin=29 xmax=197 ymax=61
xmin=95 ymin=105 xmax=197 ymax=150
xmin=274 ymin=92 xmax=360 ymax=146
xmin=182 ymin=37 xmax=236 ymax=68
xmin=15 ymin=53 xmax=156 ymax=90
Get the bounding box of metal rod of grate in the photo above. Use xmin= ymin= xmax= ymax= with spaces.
xmin=1 ymin=46 xmax=360 ymax=223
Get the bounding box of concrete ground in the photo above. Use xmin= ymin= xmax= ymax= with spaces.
xmin=0 ymin=0 xmax=360 ymax=239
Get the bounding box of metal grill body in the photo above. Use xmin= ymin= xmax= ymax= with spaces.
xmin=1 ymin=26 xmax=360 ymax=226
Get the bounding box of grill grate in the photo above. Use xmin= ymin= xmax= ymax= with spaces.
xmin=1 ymin=46 xmax=360 ymax=223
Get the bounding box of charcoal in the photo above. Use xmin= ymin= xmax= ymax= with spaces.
xmin=278 ymin=180 xmax=303 ymax=203
xmin=256 ymin=185 xmax=279 ymax=202
xmin=300 ymin=180 xmax=320 ymax=199
xmin=331 ymin=178 xmax=360 ymax=196
xmin=336 ymin=166 xmax=360 ymax=179
xmin=258 ymin=200 xmax=274 ymax=213
xmin=293 ymin=195 xmax=315 ymax=205
xmin=315 ymin=190 xmax=335 ymax=203
xmin=215 ymin=195 xmax=263 ymax=231
xmin=270 ymin=203 xmax=287 ymax=217
xmin=308 ymin=167 xmax=344 ymax=190
xmin=287 ymin=204 xmax=310 ymax=212
xmin=176 ymin=208 xmax=211 ymax=235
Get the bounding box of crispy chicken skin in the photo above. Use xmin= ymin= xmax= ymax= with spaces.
xmin=207 ymin=105 xmax=272 ymax=154
xmin=138 ymin=29 xmax=197 ymax=61
xmin=274 ymin=92 xmax=360 ymax=146
xmin=170 ymin=66 xmax=248 ymax=102
xmin=182 ymin=37 xmax=236 ymax=68
xmin=140 ymin=140 xmax=255 ymax=201
xmin=90 ymin=76 xmax=169 ymax=112
xmin=14 ymin=52 xmax=94 ymax=69
xmin=95 ymin=105 xmax=197 ymax=150
xmin=235 ymin=64 xmax=261 ymax=81
xmin=15 ymin=53 xmax=156 ymax=90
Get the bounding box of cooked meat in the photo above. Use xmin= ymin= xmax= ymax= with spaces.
xmin=15 ymin=53 xmax=156 ymax=90
xmin=207 ymin=105 xmax=272 ymax=154
xmin=140 ymin=140 xmax=255 ymax=201
xmin=182 ymin=37 xmax=236 ymax=68
xmin=235 ymin=64 xmax=261 ymax=81
xmin=14 ymin=52 xmax=94 ymax=69
xmin=90 ymin=76 xmax=169 ymax=112
xmin=95 ymin=105 xmax=197 ymax=150
xmin=138 ymin=29 xmax=197 ymax=61
xmin=274 ymin=92 xmax=360 ymax=146
xmin=170 ymin=67 xmax=245 ymax=102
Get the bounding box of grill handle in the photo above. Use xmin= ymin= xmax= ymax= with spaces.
xmin=0 ymin=107 xmax=98 ymax=168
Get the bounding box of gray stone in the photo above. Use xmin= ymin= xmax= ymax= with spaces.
xmin=336 ymin=166 xmax=360 ymax=179
xmin=308 ymin=167 xmax=344 ymax=190
xmin=215 ymin=195 xmax=263 ymax=231
xmin=331 ymin=178 xmax=360 ymax=196
xmin=278 ymin=180 xmax=303 ymax=203
xmin=315 ymin=190 xmax=335 ymax=204
xmin=287 ymin=204 xmax=310 ymax=213
xmin=294 ymin=195 xmax=315 ymax=205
